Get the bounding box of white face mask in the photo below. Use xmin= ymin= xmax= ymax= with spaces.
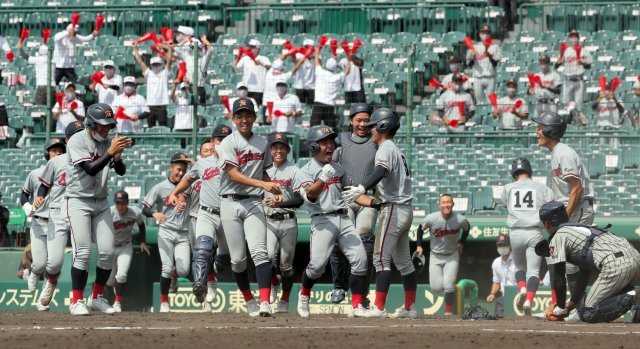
xmin=506 ymin=88 xmax=516 ymax=97
xmin=65 ymin=92 xmax=75 ymax=101
xmin=124 ymin=86 xmax=135 ymax=95
xmin=91 ymin=129 xmax=108 ymax=142
xmin=497 ymin=247 xmax=510 ymax=256
xmin=151 ymin=65 xmax=163 ymax=74
xmin=276 ymin=86 xmax=287 ymax=98
xmin=568 ymin=37 xmax=578 ymax=45
xmin=449 ymin=64 xmax=459 ymax=72
xmin=479 ymin=33 xmax=489 ymax=41
xmin=237 ymin=89 xmax=248 ymax=98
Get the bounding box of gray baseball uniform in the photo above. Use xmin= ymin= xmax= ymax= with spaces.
xmin=372 ymin=139 xmax=414 ymax=276
xmin=23 ymin=166 xmax=49 ymax=277
xmin=499 ymin=178 xmax=554 ymax=282
xmin=108 ymin=206 xmax=144 ymax=284
xmin=435 ymin=90 xmax=475 ymax=132
xmin=548 ymin=142 xmax=594 ymax=225
xmin=423 ymin=211 xmax=469 ymax=294
xmin=217 ymin=131 xmax=270 ymax=273
xmin=559 ymin=46 xmax=592 ymax=112
xmin=187 ymin=178 xmax=201 ymax=246
xmin=38 ymin=154 xmax=71 ymax=276
xmin=294 ymin=159 xmax=367 ymax=280
xmin=66 ymin=130 xmax=115 ymax=271
xmin=466 ymin=41 xmax=502 ymax=103
xmin=265 ymin=161 xmax=299 ymax=276
xmin=533 ymin=71 xmax=561 ymax=117
xmin=143 ymin=179 xmax=190 ymax=278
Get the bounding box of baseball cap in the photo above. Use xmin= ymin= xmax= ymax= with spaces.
xmin=114 ymin=190 xmax=129 ymax=204
xmin=170 ymin=152 xmax=191 ymax=164
xmin=275 ymin=81 xmax=288 ymax=87
xmin=568 ymin=29 xmax=580 ymax=38
xmin=539 ymin=55 xmax=551 ymax=64
xmin=302 ymin=38 xmax=314 ymax=46
xmin=103 ymin=60 xmax=115 ymax=68
xmin=64 ymin=120 xmax=84 ymax=138
xmin=505 ymin=80 xmax=517 ymax=88
xmin=123 ymin=76 xmax=136 ymax=85
xmin=177 ymin=26 xmax=194 ymax=36
xmin=479 ymin=24 xmax=491 ymax=33
xmin=64 ymin=82 xmax=76 ymax=90
xmin=236 ymin=82 xmax=248 ymax=90
xmin=211 ymin=124 xmax=232 ymax=139
xmin=232 ymin=97 xmax=255 ymax=115
xmin=150 ymin=56 xmax=164 ymax=65
xmin=270 ymin=133 xmax=290 ymax=149
xmin=247 ymin=38 xmax=261 ymax=47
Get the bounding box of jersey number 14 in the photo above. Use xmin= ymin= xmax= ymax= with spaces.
xmin=512 ymin=189 xmax=535 ymax=210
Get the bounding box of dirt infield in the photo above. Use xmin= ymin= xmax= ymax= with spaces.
xmin=0 ymin=312 xmax=639 ymax=349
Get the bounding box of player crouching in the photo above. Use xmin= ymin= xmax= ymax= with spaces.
xmin=537 ymin=201 xmax=640 ymax=323
xmin=294 ymin=126 xmax=369 ymax=318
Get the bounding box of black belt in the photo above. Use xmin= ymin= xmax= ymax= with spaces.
xmin=311 ymin=209 xmax=348 ymax=217
xmin=200 ymin=205 xmax=220 ymax=215
xmin=222 ymin=194 xmax=262 ymax=201
xmin=33 ymin=215 xmax=48 ymax=222
xmin=268 ymin=212 xmax=296 ymax=221
xmin=613 ymin=252 xmax=624 ymax=258
xmin=567 ymin=75 xmax=582 ymax=82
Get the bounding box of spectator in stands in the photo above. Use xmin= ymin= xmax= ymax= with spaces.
xmin=17 ymin=41 xmax=54 ymax=106
xmin=0 ymin=35 xmax=12 ymax=136
xmin=486 ymin=234 xmax=516 ymax=318
xmin=53 ymin=24 xmax=98 ymax=85
xmin=291 ymin=39 xmax=315 ymax=105
xmin=492 ymin=80 xmax=528 ymax=130
xmin=593 ymin=87 xmax=624 ymax=128
xmin=340 ymin=54 xmax=365 ymax=103
xmin=269 ymin=81 xmax=303 ymax=134
xmin=235 ymin=38 xmax=271 ymax=106
xmin=173 ymin=28 xmax=213 ymax=105
xmin=529 ymin=55 xmax=561 ymax=118
xmin=431 ymin=74 xmax=474 ymax=132
xmin=312 ymin=48 xmax=349 ymax=128
xmin=440 ymin=57 xmax=471 ymax=94
xmin=133 ymin=44 xmax=172 ymax=128
xmin=466 ymin=25 xmax=501 ymax=105
xmin=89 ymin=60 xmax=123 ymax=109
xmin=52 ymin=82 xmax=85 ymax=134
xmin=262 ymin=58 xmax=292 ymax=116
xmin=226 ymin=82 xmax=259 ymax=120
xmin=113 ymin=76 xmax=148 ymax=133
xmin=171 ymin=81 xmax=194 ymax=132
xmin=556 ymin=30 xmax=591 ymax=126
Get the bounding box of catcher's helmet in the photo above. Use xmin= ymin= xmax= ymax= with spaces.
xmin=539 ymin=201 xmax=569 ymax=228
xmin=412 ymin=252 xmax=426 ymax=272
xmin=366 ymin=107 xmax=400 ymax=134
xmin=306 ymin=125 xmax=336 ymax=155
xmin=44 ymin=138 xmax=66 ymax=160
xmin=84 ymin=103 xmax=116 ymax=129
xmin=531 ymin=112 xmax=566 ymax=140
xmin=349 ymin=103 xmax=370 ymax=118
xmin=511 ymin=157 xmax=533 ymax=178
xmin=65 ymin=120 xmax=85 ymax=139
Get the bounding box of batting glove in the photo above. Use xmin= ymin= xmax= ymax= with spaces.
xmin=342 ymin=184 xmax=365 ymax=204
xmin=318 ymin=164 xmax=336 ymax=183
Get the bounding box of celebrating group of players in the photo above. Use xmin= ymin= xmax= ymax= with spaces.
xmin=19 ymin=92 xmax=640 ymax=322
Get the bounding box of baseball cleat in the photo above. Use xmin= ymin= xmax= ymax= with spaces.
xmin=297 ymin=294 xmax=310 ymax=318
xmin=246 ymin=299 xmax=260 ymax=317
xmin=364 ymin=307 xmax=387 ymax=318
xmin=89 ymin=296 xmax=116 ymax=314
xmin=159 ymin=302 xmax=170 ymax=313
xmin=330 ymin=289 xmax=346 ymax=304
xmin=259 ymin=301 xmax=272 ymax=317
xmin=205 ymin=281 xmax=217 ymax=303
xmin=389 ymin=305 xmax=418 ymax=319
xmin=523 ymin=300 xmax=532 ymax=316
xmin=565 ymin=309 xmax=581 ymax=322
xmin=39 ymin=280 xmax=56 ymax=307
xmin=516 ymin=288 xmax=526 ymax=311
xmin=270 ymin=284 xmax=280 ymax=304
xmin=69 ymin=300 xmax=90 ymax=316
xmin=36 ymin=303 xmax=50 ymax=312
xmin=112 ymin=301 xmax=122 ymax=313
xmin=202 ymin=302 xmax=212 ymax=312
xmin=351 ymin=304 xmax=369 ymax=318
xmin=27 ymin=272 xmax=38 ymax=292
xmin=274 ymin=300 xmax=289 ymax=313
xmin=192 ymin=281 xmax=207 ymax=304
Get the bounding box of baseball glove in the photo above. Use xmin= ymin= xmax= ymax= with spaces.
xmin=544 ymin=303 xmax=566 ymax=322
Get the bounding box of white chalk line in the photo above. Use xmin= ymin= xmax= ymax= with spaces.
xmin=481 ymin=328 xmax=640 ymax=335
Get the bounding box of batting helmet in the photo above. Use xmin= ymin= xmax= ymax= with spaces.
xmin=306 ymin=125 xmax=336 ymax=155
xmin=349 ymin=103 xmax=370 ymax=118
xmin=511 ymin=157 xmax=533 ymax=178
xmin=211 ymin=124 xmax=232 ymax=140
xmin=84 ymin=103 xmax=116 ymax=129
xmin=44 ymin=138 xmax=66 ymax=160
xmin=539 ymin=201 xmax=569 ymax=228
xmin=412 ymin=251 xmax=426 ymax=272
xmin=366 ymin=108 xmax=400 ymax=134
xmin=532 ymin=112 xmax=566 ymax=140
xmin=64 ymin=120 xmax=85 ymax=139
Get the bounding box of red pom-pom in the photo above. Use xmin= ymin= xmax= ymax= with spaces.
xmin=95 ymin=14 xmax=105 ymax=32
xmin=599 ymin=75 xmax=607 ymax=93
xmin=41 ymin=28 xmax=51 ymax=44
xmin=5 ymin=51 xmax=14 ymax=63
xmin=318 ymin=35 xmax=328 ymax=49
xmin=220 ymin=95 xmax=230 ymax=112
xmin=463 ymin=36 xmax=475 ymax=51
xmin=176 ymin=61 xmax=187 ymax=82
xmin=71 ymin=12 xmax=80 ymax=27
xmin=488 ymin=92 xmax=498 ymax=108
xmin=609 ymin=76 xmax=621 ymax=92
xmin=19 ymin=28 xmax=30 ymax=43
xmin=69 ymin=101 xmax=78 ymax=111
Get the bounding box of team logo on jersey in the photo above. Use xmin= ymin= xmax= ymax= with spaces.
xmin=431 ymin=228 xmax=460 ymax=238
xmin=271 ymin=179 xmax=292 ymax=188
xmin=236 ymin=151 xmax=264 ymax=166
xmin=56 ymin=172 xmax=67 ymax=186
xmin=113 ymin=220 xmax=135 ymax=230
xmin=202 ymin=167 xmax=221 ymax=181
xmin=321 ymin=176 xmax=341 ymax=190
xmin=193 ymin=180 xmax=202 ymax=193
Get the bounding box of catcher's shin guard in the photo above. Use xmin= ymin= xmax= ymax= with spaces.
xmin=578 ymin=293 xmax=634 ymax=323
xmin=192 ymin=236 xmax=214 ymax=303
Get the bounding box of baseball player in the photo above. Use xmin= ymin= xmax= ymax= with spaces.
xmin=532 ymin=113 xmax=594 ymax=225
xmin=20 ymin=139 xmax=66 ymax=296
xmin=438 ymin=57 xmax=472 ymax=93
xmin=466 ymin=25 xmax=502 ymax=104
xmin=168 ymin=124 xmax=232 ymax=307
xmin=485 ymin=234 xmax=517 ymax=318
xmin=108 ymin=190 xmax=148 ymax=313
xmin=556 ymin=30 xmax=592 ymax=125
xmin=496 ymin=158 xmax=553 ymax=315
xmin=329 ymin=102 xmax=376 ymax=305
xmin=416 ymin=194 xmax=470 ymax=316
xmin=431 ymin=75 xmax=475 ymax=132
xmin=65 ymin=103 xmax=131 ymax=315
xmin=143 ymin=152 xmax=192 ymax=313
xmin=536 ymin=201 xmax=640 ymax=323
xmin=342 ymin=108 xmax=417 ymax=319
xmin=35 ymin=121 xmax=85 ymax=311
xmin=294 ymin=125 xmax=369 ymax=318
xmin=528 ymin=55 xmax=561 ymax=118
xmin=263 ymin=133 xmax=302 ymax=313
xmin=216 ymin=97 xmax=281 ymax=317
xmin=492 ymin=80 xmax=528 ymax=130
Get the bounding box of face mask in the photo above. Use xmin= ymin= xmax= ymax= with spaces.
xmin=65 ymin=92 xmax=75 ymax=101
xmin=568 ymin=37 xmax=578 ymax=45
xmin=540 ymin=64 xmax=549 ymax=73
xmin=497 ymin=247 xmax=510 ymax=256
xmin=176 ymin=33 xmax=186 ymax=44
xmin=91 ymin=129 xmax=111 ymax=142
xmin=105 ymin=68 xmax=115 ymax=78
xmin=151 ymin=65 xmax=163 ymax=74
xmin=124 ymin=86 xmax=135 ymax=95
xmin=451 ymin=84 xmax=461 ymax=93
xmin=276 ymin=86 xmax=287 ymax=98
xmin=237 ymin=89 xmax=248 ymax=98
xmin=506 ymin=88 xmax=516 ymax=96
xmin=449 ymin=64 xmax=459 ymax=72
xmin=479 ymin=33 xmax=488 ymax=41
